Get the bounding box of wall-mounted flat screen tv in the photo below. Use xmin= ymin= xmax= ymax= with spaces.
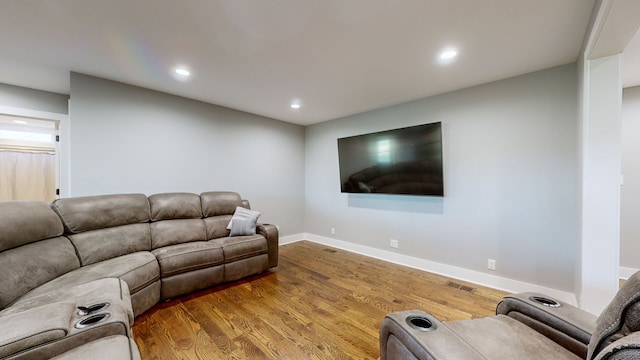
xmin=337 ymin=122 xmax=443 ymax=196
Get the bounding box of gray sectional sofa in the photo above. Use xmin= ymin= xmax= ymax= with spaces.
xmin=0 ymin=191 xmax=278 ymax=360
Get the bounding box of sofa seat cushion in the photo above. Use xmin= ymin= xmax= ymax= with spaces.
xmin=4 ymin=278 xmax=133 ymax=324
xmin=152 ymin=242 xmax=224 ymax=278
xmin=210 ymin=235 xmax=267 ymax=263
xmin=445 ymin=315 xmax=581 ymax=360
xmin=50 ymin=335 xmax=141 ymax=360
xmin=16 ymin=252 xmax=159 ymax=302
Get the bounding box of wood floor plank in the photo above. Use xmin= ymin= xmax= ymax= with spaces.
xmin=133 ymin=241 xmax=508 ymax=359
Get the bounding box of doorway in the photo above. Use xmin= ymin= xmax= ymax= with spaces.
xmin=0 ymin=114 xmax=58 ymax=202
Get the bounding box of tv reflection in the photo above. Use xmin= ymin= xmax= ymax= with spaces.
xmin=341 ymin=160 xmax=443 ymax=196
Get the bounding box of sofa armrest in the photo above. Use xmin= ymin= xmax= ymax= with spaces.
xmin=0 ymin=302 xmax=75 ymax=358
xmin=50 ymin=335 xmax=141 ymax=360
xmin=2 ymin=300 xmax=131 ymax=360
xmin=496 ymin=292 xmax=597 ymax=358
xmin=380 ymin=310 xmax=486 ymax=360
xmin=257 ymin=223 xmax=278 ymax=268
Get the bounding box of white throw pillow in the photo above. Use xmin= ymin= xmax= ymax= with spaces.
xmin=227 ymin=206 xmax=261 ymax=234
xmin=230 ymin=218 xmax=258 ymax=236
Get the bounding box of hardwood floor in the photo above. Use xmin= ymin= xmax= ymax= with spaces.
xmin=132 ymin=241 xmax=507 ymax=359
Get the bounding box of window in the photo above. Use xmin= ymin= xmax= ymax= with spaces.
xmin=0 ymin=114 xmax=58 ymax=202
xmin=0 ymin=114 xmax=56 ymax=151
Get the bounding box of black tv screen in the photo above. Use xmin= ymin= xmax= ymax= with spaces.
xmin=337 ymin=122 xmax=443 ymax=196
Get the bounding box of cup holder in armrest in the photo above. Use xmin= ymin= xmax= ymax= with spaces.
xmin=529 ymin=296 xmax=561 ymax=308
xmin=74 ymin=313 xmax=111 ymax=329
xmin=77 ymin=302 xmax=110 ymax=316
xmin=406 ymin=315 xmax=437 ymax=332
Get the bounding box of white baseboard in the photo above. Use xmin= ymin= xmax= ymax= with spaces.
xmin=278 ymin=233 xmax=305 ymax=245
xmin=620 ymin=266 xmax=639 ymax=280
xmin=280 ymin=233 xmax=577 ymax=305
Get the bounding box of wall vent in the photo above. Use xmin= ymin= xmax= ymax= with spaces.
xmin=446 ymin=281 xmax=474 ymax=292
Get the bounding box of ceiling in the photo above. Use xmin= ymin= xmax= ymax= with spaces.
xmin=0 ymin=0 xmax=637 ymax=126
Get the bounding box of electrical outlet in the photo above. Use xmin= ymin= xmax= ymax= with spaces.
xmin=331 ymin=227 xmax=336 ymax=235
xmin=390 ymin=239 xmax=399 ymax=249
xmin=488 ymin=259 xmax=496 ymax=271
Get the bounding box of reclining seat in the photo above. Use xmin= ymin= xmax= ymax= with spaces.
xmin=200 ymin=192 xmax=267 ymax=281
xmin=0 ymin=201 xmax=78 ymax=312
xmin=148 ymin=192 xmax=225 ymax=300
xmin=380 ymin=271 xmax=640 ymax=360
xmin=0 ymin=201 xmax=136 ymax=359
xmin=47 ymin=194 xmax=160 ymax=316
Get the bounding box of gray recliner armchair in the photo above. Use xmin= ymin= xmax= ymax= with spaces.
xmin=380 ymin=271 xmax=640 ymax=359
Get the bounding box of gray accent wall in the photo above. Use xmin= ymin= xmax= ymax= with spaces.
xmin=621 ymin=85 xmax=640 ymax=270
xmin=304 ymin=64 xmax=579 ymax=292
xmin=68 ymin=73 xmax=305 ymax=236
xmin=0 ymin=83 xmax=69 ymax=114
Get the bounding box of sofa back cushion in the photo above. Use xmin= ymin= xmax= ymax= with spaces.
xmin=203 ymin=216 xmax=232 ymax=240
xmin=66 ymin=224 xmax=151 ymax=266
xmin=149 ymin=192 xmax=206 ymax=249
xmin=51 ymin=194 xmax=150 ymax=233
xmin=51 ymin=194 xmax=151 ymax=266
xmin=0 ymin=236 xmax=80 ymax=309
xmin=200 ymin=192 xmax=243 ymax=217
xmin=0 ymin=201 xmax=64 ymax=252
xmin=150 ymin=219 xmax=207 ymax=249
xmin=149 ymin=192 xmax=202 ymax=221
xmin=200 ymin=192 xmax=244 ymax=240
xmin=0 ymin=201 xmax=78 ymax=309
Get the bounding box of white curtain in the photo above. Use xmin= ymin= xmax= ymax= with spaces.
xmin=0 ymin=150 xmax=56 ymax=202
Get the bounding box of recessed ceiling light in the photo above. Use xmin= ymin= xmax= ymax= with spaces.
xmin=439 ymin=50 xmax=458 ymax=60
xmin=290 ymin=100 xmax=302 ymax=109
xmin=13 ymin=120 xmax=27 ymax=124
xmin=174 ymin=68 xmax=190 ymax=77
xmin=290 ymin=103 xmax=301 ymax=109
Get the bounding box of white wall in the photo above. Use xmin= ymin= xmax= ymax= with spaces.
xmin=68 ymin=73 xmax=306 ymax=236
xmin=578 ymin=54 xmax=622 ymax=314
xmin=621 ymin=85 xmax=640 ymax=273
xmin=305 ymin=64 xmax=579 ymax=293
xmin=0 ymin=83 xmax=68 ymax=114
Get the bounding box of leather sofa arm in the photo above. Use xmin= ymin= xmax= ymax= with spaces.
xmin=0 ymin=302 xmax=75 ymax=358
xmin=256 ymin=223 xmax=278 ymax=268
xmin=380 ymin=310 xmax=486 ymax=360
xmin=2 ymin=300 xmax=130 ymax=360
xmin=496 ymin=292 xmax=597 ymax=358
